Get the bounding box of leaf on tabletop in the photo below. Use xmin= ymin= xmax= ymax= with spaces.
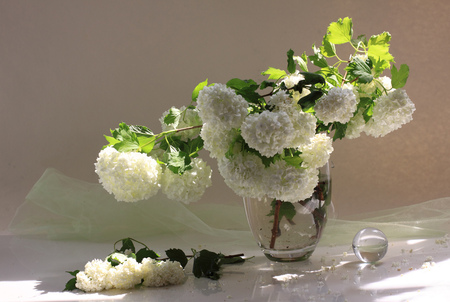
xmin=166 ymin=248 xmax=188 ymax=268
xmin=64 ymin=272 xmax=79 ymax=292
xmin=119 ymin=238 xmax=136 ymax=253
xmin=192 ymin=249 xmax=221 ymax=280
xmin=136 ymin=248 xmax=160 ymax=263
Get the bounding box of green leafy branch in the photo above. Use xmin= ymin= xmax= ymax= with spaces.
xmin=64 ymin=238 xmax=248 ymax=291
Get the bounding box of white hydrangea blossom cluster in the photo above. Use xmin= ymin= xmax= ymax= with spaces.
xmin=161 ymin=158 xmax=212 ymax=204
xmin=364 ymin=89 xmax=415 ymax=137
xmin=75 ymin=255 xmax=185 ymax=292
xmin=299 ymin=133 xmax=334 ymax=169
xmin=197 ymin=83 xmax=249 ymax=129
xmin=198 ymin=82 xmax=331 ymax=202
xmin=95 ymin=146 xmax=162 ymax=202
xmin=95 ymin=147 xmax=212 ymax=204
xmin=314 ymin=87 xmax=358 ymax=125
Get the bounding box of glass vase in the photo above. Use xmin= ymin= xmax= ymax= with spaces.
xmin=243 ymin=162 xmax=332 ymax=262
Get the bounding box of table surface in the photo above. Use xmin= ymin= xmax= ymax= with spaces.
xmin=1 ymin=232 xmax=449 ymax=302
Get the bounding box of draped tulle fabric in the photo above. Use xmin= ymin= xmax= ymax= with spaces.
xmin=8 ymin=168 xmax=450 ymax=247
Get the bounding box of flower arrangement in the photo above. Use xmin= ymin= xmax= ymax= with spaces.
xmin=95 ymin=17 xmax=414 ymax=206
xmin=67 ymin=16 xmax=416 ymax=292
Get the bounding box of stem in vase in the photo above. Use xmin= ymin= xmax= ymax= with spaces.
xmin=269 ymin=199 xmax=282 ymax=249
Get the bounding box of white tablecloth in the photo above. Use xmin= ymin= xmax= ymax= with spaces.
xmin=1 ymin=232 xmax=449 ymax=302
xmin=4 ymin=169 xmax=450 ymax=301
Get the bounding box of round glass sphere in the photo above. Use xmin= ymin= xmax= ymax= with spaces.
xmin=352 ymin=227 xmax=388 ymax=263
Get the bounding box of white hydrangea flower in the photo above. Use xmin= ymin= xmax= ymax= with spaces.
xmin=200 ymin=123 xmax=238 ymax=159
xmin=289 ymin=109 xmax=317 ymax=147
xmin=241 ymin=111 xmax=295 ymax=157
xmin=105 ymin=258 xmax=143 ymax=290
xmin=281 ymin=70 xmax=305 ymax=89
xmin=217 ymin=151 xmax=266 ymax=199
xmin=160 ymin=106 xmax=202 ymax=141
xmin=141 ymin=258 xmax=185 ymax=287
xmin=264 ymin=160 xmax=319 ymax=202
xmin=267 ymin=92 xmax=317 ymax=147
xmin=197 ymin=83 xmax=248 ymax=129
xmin=95 ymin=147 xmax=162 ymax=202
xmin=364 ymin=89 xmax=415 ymax=138
xmin=345 ymin=109 xmax=366 ymax=139
xmin=75 ymin=257 xmax=185 ymax=292
xmin=375 ymin=76 xmax=392 ymax=94
xmin=314 ymin=87 xmax=358 ymax=125
xmin=161 ymin=158 xmax=212 ymax=204
xmin=267 ymin=91 xmax=296 ymax=113
xmin=299 ymin=133 xmax=333 ymax=169
xmin=76 ymin=259 xmax=111 ymax=292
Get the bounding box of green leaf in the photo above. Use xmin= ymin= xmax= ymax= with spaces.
xmin=192 ymin=249 xmax=221 ymax=280
xmin=260 ymin=80 xmax=276 ymax=90
xmin=165 ymin=248 xmax=188 ymax=268
xmin=163 ymin=147 xmax=191 ymax=174
xmin=226 ymin=78 xmax=261 ymax=104
xmin=136 ymin=248 xmax=160 ymax=263
xmin=107 ymin=256 xmax=122 ymax=267
xmin=294 ymin=52 xmax=309 ymax=72
xmin=351 ymin=34 xmax=368 ymax=48
xmin=300 ymin=72 xmax=325 ymax=85
xmin=104 ymin=135 xmax=121 ymax=146
xmin=332 ymin=122 xmax=347 ymax=141
xmin=114 ymin=140 xmax=140 ymax=152
xmin=368 ymin=32 xmax=394 ymax=72
xmin=163 ymin=108 xmax=181 ymax=125
xmin=326 ymin=17 xmax=353 ymax=44
xmin=268 ymin=200 xmax=296 ymax=221
xmin=345 ymin=57 xmax=373 ymax=83
xmin=119 ymin=238 xmax=136 ymax=253
xmin=320 ymin=35 xmax=336 ymax=58
xmin=298 ymin=90 xmax=323 ymax=110
xmin=287 ymin=49 xmax=296 ymax=74
xmin=391 ymin=64 xmax=409 ymax=88
xmin=64 ymin=271 xmax=79 ymax=291
xmin=309 ymin=45 xmax=329 ymax=68
xmin=284 ymin=156 xmax=303 ymax=168
xmin=129 ymin=125 xmax=154 ymax=137
xmin=261 ymin=67 xmax=287 ymax=80
xmin=186 ymin=136 xmax=204 ymax=157
xmin=192 ymin=79 xmax=208 ymax=102
xmin=138 ymin=135 xmax=156 ymax=154
xmin=363 ymin=102 xmax=374 ymax=123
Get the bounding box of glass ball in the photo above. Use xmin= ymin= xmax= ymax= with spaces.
xmin=352 ymin=227 xmax=388 ymax=263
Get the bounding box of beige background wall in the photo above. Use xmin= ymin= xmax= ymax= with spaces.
xmin=1 ymin=0 xmax=449 ymax=231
